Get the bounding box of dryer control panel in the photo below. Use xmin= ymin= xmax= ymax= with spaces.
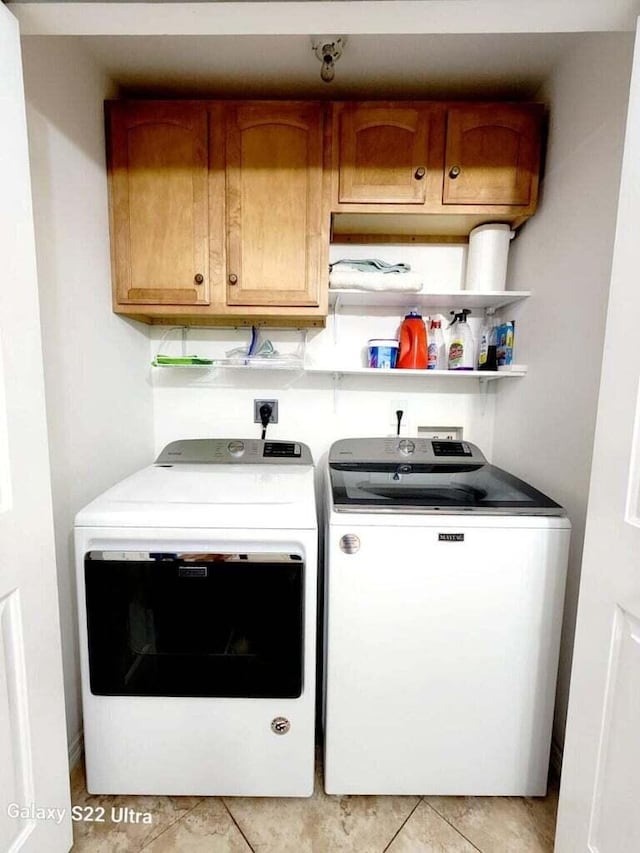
xmin=155 ymin=439 xmax=313 ymax=466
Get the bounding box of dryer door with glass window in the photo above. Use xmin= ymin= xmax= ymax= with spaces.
xmin=84 ymin=551 xmax=304 ymax=698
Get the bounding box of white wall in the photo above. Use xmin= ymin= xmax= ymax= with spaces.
xmin=150 ymin=246 xmax=496 ymax=465
xmin=152 ymin=358 xmax=497 ymax=462
xmin=493 ymin=33 xmax=635 ymax=751
xmin=20 ymin=37 xmax=155 ymax=756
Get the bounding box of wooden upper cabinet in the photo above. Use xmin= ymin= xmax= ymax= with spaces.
xmin=104 ymin=98 xmax=544 ymax=324
xmin=107 ymin=101 xmax=210 ymax=305
xmin=336 ymin=103 xmax=433 ymax=204
xmin=225 ymin=103 xmax=326 ymax=308
xmin=443 ymin=105 xmax=542 ymax=206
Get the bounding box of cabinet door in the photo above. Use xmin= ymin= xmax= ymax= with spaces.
xmin=443 ymin=105 xmax=541 ymax=206
xmin=337 ymin=104 xmax=431 ymax=204
xmin=107 ymin=101 xmax=210 ymax=305
xmin=226 ymin=103 xmax=325 ymax=307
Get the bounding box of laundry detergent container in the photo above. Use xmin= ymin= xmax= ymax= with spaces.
xmin=464 ymin=223 xmax=514 ymax=291
xmin=397 ymin=311 xmax=427 ymax=369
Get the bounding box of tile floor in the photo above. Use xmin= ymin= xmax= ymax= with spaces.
xmin=69 ymin=757 xmax=559 ymax=853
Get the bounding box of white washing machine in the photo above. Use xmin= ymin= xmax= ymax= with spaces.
xmin=75 ymin=438 xmax=317 ymax=796
xmin=323 ymin=437 xmax=570 ymax=796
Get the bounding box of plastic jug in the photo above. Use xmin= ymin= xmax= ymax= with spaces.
xmin=397 ymin=311 xmax=428 ymax=369
xmin=464 ymin=223 xmax=514 ymax=291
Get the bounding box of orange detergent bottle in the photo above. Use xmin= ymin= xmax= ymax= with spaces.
xmin=397 ymin=311 xmax=428 ymax=369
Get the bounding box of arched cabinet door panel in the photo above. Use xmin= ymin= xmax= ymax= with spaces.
xmin=107 ymin=101 xmax=210 ymax=305
xmin=443 ymin=104 xmax=542 ymax=206
xmin=337 ymin=103 xmax=434 ymax=204
xmin=225 ymin=102 xmax=326 ymax=308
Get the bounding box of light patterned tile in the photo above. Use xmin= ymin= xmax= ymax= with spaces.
xmin=70 ymin=760 xmax=204 ymax=852
xmin=142 ymin=800 xmax=252 ymax=852
xmin=386 ymin=801 xmax=479 ymax=853
xmin=425 ymin=778 xmax=559 ymax=853
xmin=223 ymin=762 xmax=419 ymax=853
xmin=67 ymin=760 xmax=560 ymax=853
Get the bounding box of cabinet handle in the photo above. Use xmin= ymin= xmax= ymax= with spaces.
xmin=414 ymin=167 xmax=426 ymax=180
xmin=194 ymin=273 xmax=204 ymax=284
xmin=448 ymin=165 xmax=461 ymax=179
xmin=228 ymin=274 xmax=238 ymax=285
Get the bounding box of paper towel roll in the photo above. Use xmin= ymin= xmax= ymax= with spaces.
xmin=464 ymin=224 xmax=514 ymax=291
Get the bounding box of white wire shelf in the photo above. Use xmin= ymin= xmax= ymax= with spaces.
xmin=328 ymin=289 xmax=531 ymax=312
xmin=152 ymin=361 xmax=526 ymax=380
xmin=304 ymin=366 xmax=527 ymax=381
xmin=152 ymin=356 xmax=305 ymax=371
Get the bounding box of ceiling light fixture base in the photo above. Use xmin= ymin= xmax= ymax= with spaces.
xmin=311 ymin=36 xmax=347 ymax=83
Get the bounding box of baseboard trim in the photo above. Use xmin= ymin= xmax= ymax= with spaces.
xmin=68 ymin=731 xmax=84 ymax=770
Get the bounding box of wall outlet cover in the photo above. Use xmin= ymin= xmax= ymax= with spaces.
xmin=254 ymin=399 xmax=278 ymax=424
xmin=390 ymin=399 xmax=409 ymax=433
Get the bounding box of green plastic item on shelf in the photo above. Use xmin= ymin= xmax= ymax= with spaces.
xmin=152 ymin=355 xmax=214 ymax=366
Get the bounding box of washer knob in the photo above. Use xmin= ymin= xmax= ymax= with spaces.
xmin=227 ymin=440 xmax=245 ymax=457
xmin=398 ymin=439 xmax=415 ymax=455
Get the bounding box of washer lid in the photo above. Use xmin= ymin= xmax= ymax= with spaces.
xmin=75 ymin=461 xmax=316 ymax=529
xmin=329 ymin=437 xmax=565 ymax=516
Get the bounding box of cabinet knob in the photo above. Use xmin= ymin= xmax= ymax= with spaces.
xmin=194 ymin=273 xmax=204 ymax=284
xmin=448 ymin=165 xmax=461 ymax=179
xmin=228 ymin=273 xmax=238 ymax=285
xmin=414 ymin=167 xmax=426 ymax=180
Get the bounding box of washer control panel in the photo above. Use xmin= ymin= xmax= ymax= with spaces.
xmin=329 ymin=437 xmax=486 ymax=466
xmin=155 ymin=439 xmax=312 ymax=466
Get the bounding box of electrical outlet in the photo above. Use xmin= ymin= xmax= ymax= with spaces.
xmin=254 ymin=399 xmax=278 ymax=424
xmin=389 ymin=399 xmax=409 ymax=434
xmin=417 ymin=425 xmax=463 ymax=441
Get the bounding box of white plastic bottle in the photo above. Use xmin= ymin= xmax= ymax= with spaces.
xmin=427 ymin=316 xmax=446 ymax=370
xmin=447 ymin=309 xmax=475 ymax=371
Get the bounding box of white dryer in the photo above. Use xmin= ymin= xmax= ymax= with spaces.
xmin=75 ymin=439 xmax=317 ymax=796
xmin=323 ymin=437 xmax=570 ymax=796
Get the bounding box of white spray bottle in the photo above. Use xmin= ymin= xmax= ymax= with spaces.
xmin=447 ymin=309 xmax=475 ymax=371
xmin=427 ymin=314 xmax=446 ymax=370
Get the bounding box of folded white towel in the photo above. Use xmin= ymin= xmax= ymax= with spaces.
xmin=329 ymin=270 xmax=423 ymax=291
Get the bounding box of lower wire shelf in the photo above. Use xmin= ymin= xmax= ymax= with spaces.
xmin=152 ymin=356 xmax=305 ymax=371
xmin=304 ymin=366 xmax=527 ymax=380
xmin=151 ymin=361 xmax=527 ymax=381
